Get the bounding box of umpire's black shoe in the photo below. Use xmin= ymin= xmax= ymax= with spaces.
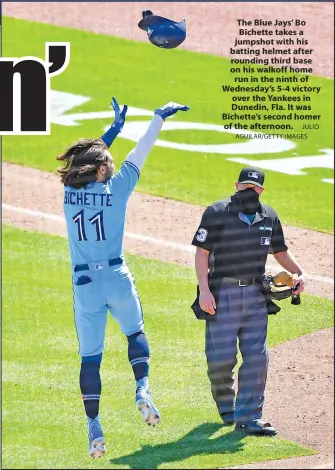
xmin=220 ymin=412 xmax=235 ymax=425
xmin=236 ymin=420 xmax=277 ymax=436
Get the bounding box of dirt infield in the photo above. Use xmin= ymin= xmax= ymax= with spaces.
xmin=2 ymin=2 xmax=334 ymax=469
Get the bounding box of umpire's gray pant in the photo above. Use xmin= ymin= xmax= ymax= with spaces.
xmin=205 ymin=281 xmax=269 ymax=425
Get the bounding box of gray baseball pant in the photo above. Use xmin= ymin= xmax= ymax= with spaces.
xmin=205 ymin=280 xmax=269 ymax=424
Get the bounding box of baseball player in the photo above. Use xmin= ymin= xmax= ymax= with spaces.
xmin=57 ymin=97 xmax=189 ymax=458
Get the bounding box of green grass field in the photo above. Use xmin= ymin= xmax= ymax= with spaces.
xmin=2 ymin=225 xmax=334 ymax=469
xmin=2 ymin=17 xmax=334 ymax=233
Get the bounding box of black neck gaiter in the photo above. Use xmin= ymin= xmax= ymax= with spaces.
xmin=233 ymin=188 xmax=260 ymax=214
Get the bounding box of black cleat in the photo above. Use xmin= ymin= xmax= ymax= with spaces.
xmin=236 ymin=420 xmax=277 ymax=436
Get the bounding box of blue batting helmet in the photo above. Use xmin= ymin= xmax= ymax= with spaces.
xmin=138 ymin=10 xmax=186 ymax=49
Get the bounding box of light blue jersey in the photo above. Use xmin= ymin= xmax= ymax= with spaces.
xmin=64 ymin=161 xmax=139 ymax=266
xmin=63 ymin=114 xmax=164 ymax=357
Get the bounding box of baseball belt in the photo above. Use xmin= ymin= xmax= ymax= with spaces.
xmin=221 ymin=276 xmax=262 ymax=287
xmin=74 ymin=257 xmax=123 ymax=272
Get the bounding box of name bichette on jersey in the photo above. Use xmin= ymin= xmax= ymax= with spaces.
xmin=64 ymin=190 xmax=113 ymax=207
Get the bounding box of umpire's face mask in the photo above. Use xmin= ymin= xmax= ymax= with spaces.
xmin=235 ymin=188 xmax=260 ymax=214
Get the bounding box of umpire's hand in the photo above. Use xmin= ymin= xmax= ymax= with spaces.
xmin=199 ymin=289 xmax=216 ymax=315
xmin=292 ymin=274 xmax=306 ymax=295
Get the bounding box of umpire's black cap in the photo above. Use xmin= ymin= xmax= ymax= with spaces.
xmin=238 ymin=167 xmax=265 ymax=188
xmin=138 ymin=10 xmax=186 ymax=49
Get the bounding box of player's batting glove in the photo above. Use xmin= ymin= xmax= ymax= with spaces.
xmin=155 ymin=102 xmax=190 ymax=121
xmin=101 ymin=97 xmax=128 ymax=148
xmin=111 ymin=97 xmax=128 ymax=131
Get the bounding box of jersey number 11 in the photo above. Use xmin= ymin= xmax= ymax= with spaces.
xmin=73 ymin=209 xmax=106 ymax=242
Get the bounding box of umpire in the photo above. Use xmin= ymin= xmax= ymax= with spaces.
xmin=191 ymin=167 xmax=305 ymax=436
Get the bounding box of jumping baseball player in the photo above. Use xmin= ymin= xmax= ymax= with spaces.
xmin=57 ymin=97 xmax=189 ymax=458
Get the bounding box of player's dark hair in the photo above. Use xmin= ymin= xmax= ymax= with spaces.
xmin=56 ymin=138 xmax=111 ymax=189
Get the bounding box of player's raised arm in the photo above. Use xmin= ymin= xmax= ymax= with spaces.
xmin=100 ymin=97 xmax=128 ymax=148
xmin=125 ymin=102 xmax=190 ymax=171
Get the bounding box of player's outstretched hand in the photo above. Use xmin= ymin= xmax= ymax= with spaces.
xmin=155 ymin=102 xmax=190 ymax=120
xmin=111 ymin=96 xmax=128 ymax=132
xmin=101 ymin=97 xmax=128 ymax=148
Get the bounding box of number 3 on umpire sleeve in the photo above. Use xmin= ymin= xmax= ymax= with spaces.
xmin=73 ymin=209 xmax=106 ymax=241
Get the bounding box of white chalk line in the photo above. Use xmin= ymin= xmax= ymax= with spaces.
xmin=1 ymin=203 xmax=195 ymax=252
xmin=2 ymin=203 xmax=334 ymax=287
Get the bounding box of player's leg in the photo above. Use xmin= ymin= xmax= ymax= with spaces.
xmin=73 ymin=276 xmax=108 ymax=457
xmin=106 ymin=266 xmax=160 ymax=426
xmin=80 ymin=352 xmax=105 ymax=457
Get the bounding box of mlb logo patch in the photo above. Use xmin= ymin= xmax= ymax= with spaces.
xmin=261 ymin=237 xmax=271 ymax=246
